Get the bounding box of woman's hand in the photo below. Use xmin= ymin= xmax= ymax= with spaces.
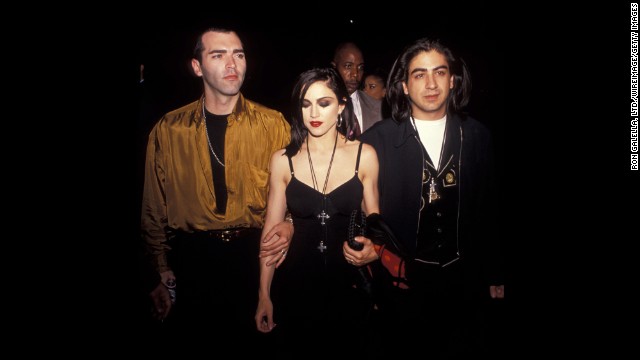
xmin=342 ymin=236 xmax=379 ymax=266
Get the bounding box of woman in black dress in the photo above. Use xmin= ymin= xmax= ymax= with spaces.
xmin=255 ymin=67 xmax=381 ymax=356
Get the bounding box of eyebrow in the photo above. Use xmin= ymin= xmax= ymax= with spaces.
xmin=207 ymin=49 xmax=245 ymax=55
xmin=409 ymin=65 xmax=448 ymax=75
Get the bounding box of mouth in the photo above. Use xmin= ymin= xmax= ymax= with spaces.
xmin=310 ymin=121 xmax=323 ymax=128
xmin=224 ymin=74 xmax=239 ymax=81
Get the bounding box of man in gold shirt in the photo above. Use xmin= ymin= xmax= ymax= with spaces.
xmin=141 ymin=27 xmax=292 ymax=350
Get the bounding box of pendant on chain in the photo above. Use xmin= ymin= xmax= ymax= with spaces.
xmin=317 ymin=210 xmax=330 ymax=225
xmin=429 ymin=178 xmax=440 ymax=203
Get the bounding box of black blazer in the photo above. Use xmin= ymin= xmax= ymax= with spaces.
xmin=360 ymin=113 xmax=502 ymax=284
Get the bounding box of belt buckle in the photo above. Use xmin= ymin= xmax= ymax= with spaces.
xmin=219 ymin=230 xmax=234 ymax=242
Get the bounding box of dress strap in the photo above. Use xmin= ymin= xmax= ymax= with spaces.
xmin=287 ymin=154 xmax=295 ymax=177
xmin=355 ymin=142 xmax=364 ymax=174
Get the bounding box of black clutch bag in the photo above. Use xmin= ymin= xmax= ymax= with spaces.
xmin=347 ymin=210 xmax=410 ymax=311
xmin=348 ymin=209 xmax=374 ymax=298
xmin=347 ymin=209 xmax=366 ymax=250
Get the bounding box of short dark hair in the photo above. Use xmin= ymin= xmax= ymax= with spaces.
xmin=193 ymin=28 xmax=239 ymax=62
xmin=387 ymin=38 xmax=471 ymax=121
xmin=332 ymin=42 xmax=362 ymax=64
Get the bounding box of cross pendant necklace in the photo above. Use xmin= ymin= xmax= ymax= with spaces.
xmin=316 ymin=192 xmax=331 ymax=225
xmin=413 ymin=115 xmax=443 ymax=204
xmin=317 ymin=208 xmax=330 ymax=225
xmin=317 ymin=241 xmax=328 ymax=253
xmin=422 ymin=167 xmax=440 ymax=203
xmin=307 ymin=130 xmax=338 ymax=253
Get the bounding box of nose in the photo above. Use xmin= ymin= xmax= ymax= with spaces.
xmin=349 ymin=67 xmax=361 ymax=80
xmin=425 ymin=73 xmax=437 ymax=89
xmin=227 ymin=56 xmax=236 ymax=69
xmin=310 ymin=105 xmax=319 ymax=118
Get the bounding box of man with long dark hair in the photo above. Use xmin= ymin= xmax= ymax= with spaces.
xmin=360 ymin=37 xmax=505 ymax=358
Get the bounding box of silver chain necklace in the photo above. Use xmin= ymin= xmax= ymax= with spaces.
xmin=202 ymin=101 xmax=225 ymax=167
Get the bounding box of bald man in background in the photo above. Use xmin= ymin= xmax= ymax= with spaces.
xmin=331 ymin=42 xmax=382 ymax=135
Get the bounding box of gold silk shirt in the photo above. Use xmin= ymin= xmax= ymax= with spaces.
xmin=141 ymin=94 xmax=291 ymax=272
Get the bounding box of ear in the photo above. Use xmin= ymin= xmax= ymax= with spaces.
xmin=338 ymin=103 xmax=345 ymax=114
xmin=449 ymin=75 xmax=454 ymax=89
xmin=191 ymin=59 xmax=203 ymax=77
xmin=402 ymin=81 xmax=409 ymax=95
xmin=331 ymin=61 xmax=337 ymax=69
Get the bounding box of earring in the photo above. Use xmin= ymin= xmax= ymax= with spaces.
xmin=337 ymin=114 xmax=343 ymax=127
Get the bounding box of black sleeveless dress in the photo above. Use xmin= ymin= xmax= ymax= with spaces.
xmin=271 ymin=142 xmax=370 ymax=355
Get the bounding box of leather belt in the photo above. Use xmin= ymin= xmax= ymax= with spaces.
xmin=202 ymin=228 xmax=259 ymax=242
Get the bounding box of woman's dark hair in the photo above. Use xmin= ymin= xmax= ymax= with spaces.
xmin=361 ymin=68 xmax=388 ymax=91
xmin=285 ymin=67 xmax=356 ymax=157
xmin=387 ymin=37 xmax=471 ymax=122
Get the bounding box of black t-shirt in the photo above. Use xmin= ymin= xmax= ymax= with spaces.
xmin=203 ymin=110 xmax=228 ymax=214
